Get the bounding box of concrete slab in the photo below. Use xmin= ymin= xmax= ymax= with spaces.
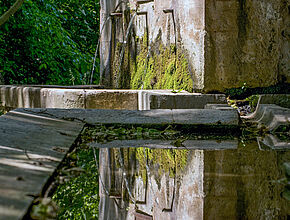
xmin=172 ymin=109 xmax=239 ymax=125
xmin=0 ymin=110 xmax=84 ymax=219
xmin=16 ymin=108 xmax=239 ymax=127
xmin=85 ymin=90 xmax=138 ymax=110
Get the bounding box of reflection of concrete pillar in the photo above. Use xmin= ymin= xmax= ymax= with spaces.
xmin=100 ymin=142 xmax=289 ymax=219
xmin=203 ymin=141 xmax=288 ymax=219
xmin=99 ymin=148 xmax=129 ymax=220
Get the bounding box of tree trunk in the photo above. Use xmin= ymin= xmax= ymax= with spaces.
xmin=0 ymin=0 xmax=25 ymax=26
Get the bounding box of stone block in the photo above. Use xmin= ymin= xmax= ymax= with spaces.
xmin=18 ymin=108 xmax=240 ymax=127
xmin=146 ymin=92 xmax=227 ymax=109
xmin=205 ymin=104 xmax=235 ymax=110
xmin=85 ymin=90 xmax=138 ymax=110
xmin=40 ymin=88 xmax=85 ymax=109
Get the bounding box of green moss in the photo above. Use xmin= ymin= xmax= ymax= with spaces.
xmin=130 ymin=36 xmax=194 ymax=92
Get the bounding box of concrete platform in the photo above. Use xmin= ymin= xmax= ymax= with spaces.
xmin=0 ymin=110 xmax=84 ymax=219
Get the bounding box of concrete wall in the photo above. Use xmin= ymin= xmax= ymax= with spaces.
xmin=101 ymin=0 xmax=289 ymax=92
xmin=205 ymin=0 xmax=289 ymax=91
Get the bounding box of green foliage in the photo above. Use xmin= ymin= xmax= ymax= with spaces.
xmin=53 ymin=148 xmax=99 ymax=219
xmin=0 ymin=0 xmax=100 ymax=85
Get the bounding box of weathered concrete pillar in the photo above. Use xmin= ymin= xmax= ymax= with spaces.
xmin=204 ymin=0 xmax=289 ymax=92
xmin=100 ymin=0 xmax=289 ymax=92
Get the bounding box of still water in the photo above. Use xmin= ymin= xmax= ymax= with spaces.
xmin=94 ymin=138 xmax=290 ymax=220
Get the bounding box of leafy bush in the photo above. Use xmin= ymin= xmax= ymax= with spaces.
xmin=0 ymin=0 xmax=100 ymax=85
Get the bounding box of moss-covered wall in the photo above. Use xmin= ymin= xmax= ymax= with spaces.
xmin=130 ymin=36 xmax=194 ymax=92
xmin=101 ymin=0 xmax=289 ymax=92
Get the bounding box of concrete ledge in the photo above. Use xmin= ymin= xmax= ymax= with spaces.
xmin=243 ymin=104 xmax=290 ymax=132
xmin=17 ymin=108 xmax=240 ymax=126
xmin=0 ymin=86 xmax=227 ymax=110
xmin=0 ymin=110 xmax=84 ymax=219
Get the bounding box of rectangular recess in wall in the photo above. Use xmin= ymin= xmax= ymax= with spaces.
xmin=137 ymin=0 xmax=154 ymax=5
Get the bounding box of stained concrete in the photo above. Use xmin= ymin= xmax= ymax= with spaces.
xmin=146 ymin=92 xmax=227 ymax=110
xmin=0 ymin=110 xmax=84 ymax=219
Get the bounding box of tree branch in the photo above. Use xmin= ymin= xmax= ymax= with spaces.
xmin=0 ymin=0 xmax=25 ymax=26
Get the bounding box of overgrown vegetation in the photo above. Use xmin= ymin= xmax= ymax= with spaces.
xmin=0 ymin=0 xmax=100 ymax=85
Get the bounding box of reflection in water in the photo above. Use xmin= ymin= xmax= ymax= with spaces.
xmin=98 ymin=140 xmax=290 ymax=220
